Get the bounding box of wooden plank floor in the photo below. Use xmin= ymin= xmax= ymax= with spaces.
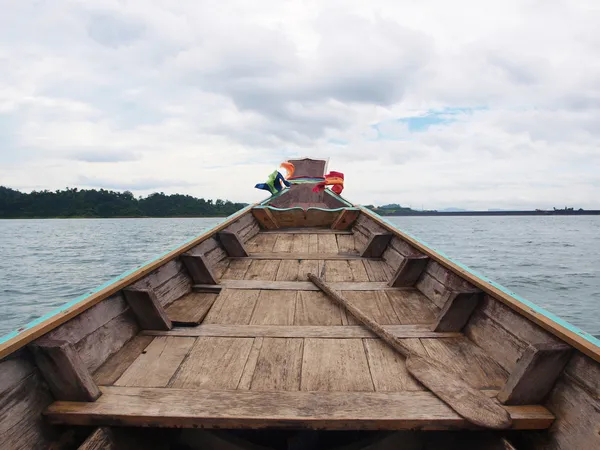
xmin=77 ymin=230 xmax=551 ymax=430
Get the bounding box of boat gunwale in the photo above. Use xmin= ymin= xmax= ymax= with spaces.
xmin=0 ymin=203 xmax=258 ymax=360
xmin=359 ymin=206 xmax=600 ymax=363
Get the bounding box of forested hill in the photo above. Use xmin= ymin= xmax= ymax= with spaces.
xmin=0 ymin=187 xmax=248 ymax=218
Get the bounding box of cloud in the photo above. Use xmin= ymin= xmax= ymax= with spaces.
xmin=0 ymin=0 xmax=599 ymax=209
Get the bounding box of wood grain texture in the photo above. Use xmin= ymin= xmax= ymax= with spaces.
xmin=363 ymin=260 xmax=393 ymax=282
xmin=324 ymin=260 xmax=354 ymax=282
xmin=497 ymin=343 xmax=572 ymax=405
xmin=331 ymin=208 xmax=360 ymax=230
xmin=115 ymin=336 xmax=195 ymax=388
xmin=0 ymin=206 xmax=253 ymax=360
xmin=249 ymin=338 xmax=303 ymax=391
xmin=291 ymin=234 xmax=310 ymax=253
xmin=246 ymin=233 xmax=278 ymax=252
xmin=275 ymin=259 xmax=301 ymax=281
xmin=420 ymin=337 xmax=508 ymax=390
xmin=301 ymin=338 xmax=374 ymax=391
xmin=244 ymin=260 xmax=281 ymax=280
xmin=220 ymin=259 xmax=252 ymax=280
xmin=250 ymin=290 xmax=297 ymax=325
xmin=297 ymin=260 xmax=323 ymax=281
xmin=93 ymin=336 xmax=154 ymax=386
xmin=181 ymin=254 xmax=217 ymax=285
xmin=565 ymin=352 xmax=600 ymax=398
xmin=336 ymin=234 xmax=356 ymax=253
xmin=361 ymin=233 xmax=393 ymax=258
xmin=343 ymin=291 xmax=401 ymax=325
xmin=261 ymin=228 xmax=353 ymax=234
xmin=77 ymin=427 xmax=114 ymax=450
xmin=203 ymin=289 xmax=260 ymax=325
xmin=237 ymin=338 xmax=263 ymax=390
xmin=251 ymin=207 xmax=279 ymax=230
xmin=294 ymin=291 xmax=344 ymax=325
xmin=218 ymin=231 xmax=249 ymax=257
xmin=318 ymin=234 xmax=339 ymax=253
xmin=432 ymin=291 xmax=481 ymax=332
xmin=29 ymin=339 xmax=101 ymax=401
xmin=194 ymin=280 xmax=394 ymax=291
xmin=45 ymin=386 xmax=555 ymax=430
xmin=385 ymin=290 xmax=440 ymax=325
xmin=165 ymin=292 xmax=217 ymax=326
xmin=415 ymin=273 xmax=448 ymax=309
xmin=388 ymin=255 xmax=430 ymax=287
xmin=364 ymin=339 xmax=424 ymax=391
xmin=123 ymin=288 xmax=172 ymax=331
xmin=143 ymin=325 xmax=461 ymax=339
xmin=347 ymin=259 xmax=369 ymax=281
xmin=273 ymin=233 xmax=295 ymax=252
xmin=170 ymin=337 xmax=253 ymax=390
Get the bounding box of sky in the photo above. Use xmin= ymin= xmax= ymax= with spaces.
xmin=1 ymin=0 xmax=599 ymax=210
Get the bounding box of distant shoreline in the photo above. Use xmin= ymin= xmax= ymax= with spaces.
xmin=381 ymin=210 xmax=600 ymax=216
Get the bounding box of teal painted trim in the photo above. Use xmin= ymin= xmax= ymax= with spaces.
xmin=289 ymin=178 xmax=325 ymax=184
xmin=0 ymin=204 xmax=255 ymax=346
xmin=256 ymin=205 xmax=358 ymax=213
xmin=358 ymin=206 xmax=600 ymax=349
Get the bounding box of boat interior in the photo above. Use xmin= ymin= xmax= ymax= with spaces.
xmin=0 ymin=158 xmax=598 ymax=450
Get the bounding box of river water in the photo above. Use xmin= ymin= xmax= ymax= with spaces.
xmin=1 ymin=216 xmax=599 ymax=338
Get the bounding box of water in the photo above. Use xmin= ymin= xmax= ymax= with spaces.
xmin=1 ymin=216 xmax=599 ymax=339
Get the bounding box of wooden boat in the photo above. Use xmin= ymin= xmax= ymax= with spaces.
xmin=1 ymin=157 xmax=598 ymax=450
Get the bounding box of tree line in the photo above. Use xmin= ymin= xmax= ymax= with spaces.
xmin=0 ymin=186 xmax=248 ymax=218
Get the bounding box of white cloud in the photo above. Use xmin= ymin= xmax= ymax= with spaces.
xmin=1 ymin=0 xmax=599 ymax=209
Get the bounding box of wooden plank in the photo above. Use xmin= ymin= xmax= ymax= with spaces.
xmin=0 ymin=205 xmax=256 ymax=361
xmin=243 ymin=253 xmax=378 ymax=260
xmin=385 ymin=290 xmax=440 ymax=325
xmin=170 ymin=337 xmax=253 ymax=389
xmin=420 ymin=337 xmax=509 ymax=390
xmin=343 ymin=291 xmax=401 ymax=325
xmin=165 ymin=292 xmax=218 ymax=326
xmin=361 ymin=232 xmax=393 ymax=258
xmin=359 ymin=207 xmax=600 ymax=364
xmin=115 ymin=337 xmax=195 ymax=388
xmin=244 ymin=260 xmax=281 ymax=280
xmin=194 ymin=280 xmax=395 ymax=291
xmin=249 ymin=338 xmax=303 ymax=391
xmin=347 ymin=259 xmax=369 ymax=281
xmin=275 ymin=259 xmax=300 ymax=281
xmin=336 ymin=234 xmax=356 ymax=253
xmin=203 ymin=289 xmax=260 ymax=325
xmin=297 ymin=259 xmax=322 ymax=281
xmin=218 ymin=231 xmax=249 ymax=257
xmin=220 ymin=259 xmax=252 ymax=280
xmin=498 ymin=343 xmax=572 ymax=405
xmin=93 ymin=336 xmax=155 ymax=386
xmin=75 ymin=311 xmax=140 ymax=373
xmin=261 ymin=228 xmax=353 ymax=234
xmin=323 ymin=260 xmax=354 ymax=282
xmin=305 ymin=209 xmax=339 ymax=227
xmin=250 ymin=290 xmax=297 ymax=325
xmin=301 ymin=338 xmax=374 ymax=391
xmin=245 ymin=233 xmax=274 ymax=252
xmin=308 ymin=234 xmax=319 ymax=253
xmin=151 ymin=270 xmax=192 ymax=307
xmin=363 ymin=260 xmax=393 ymax=281
xmin=416 ymin=272 xmax=448 ymax=308
xmin=291 ymin=234 xmax=310 ymax=253
xmin=142 ymin=324 xmax=462 ymax=339
xmin=181 ymin=254 xmax=217 ymax=285
xmin=388 ymin=255 xmax=430 ymax=287
xmin=77 ymin=427 xmax=114 ymax=450
xmin=251 ymin=207 xmax=279 ymax=230
xmin=123 ymin=288 xmax=172 ymax=331
xmin=272 ymin=233 xmax=295 ymax=252
xmin=238 ymin=222 xmax=260 ymax=244
xmin=432 ymin=291 xmax=482 ymax=332
xmin=294 ymin=291 xmax=344 ymax=325
xmin=237 ymin=338 xmax=263 ymax=390
xmin=318 ymin=234 xmax=338 ymax=253
xmin=364 ymin=339 xmax=424 ymax=391
xmin=331 ymin=208 xmax=360 ymax=230
xmin=565 ymin=352 xmax=600 ymax=398
xmin=45 ymin=386 xmax=555 ymax=430
xmin=29 ymin=339 xmax=101 ymax=401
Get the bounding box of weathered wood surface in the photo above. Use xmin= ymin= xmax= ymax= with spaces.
xmin=301 ymin=338 xmax=374 ymax=391
xmin=165 ymin=292 xmax=217 ymax=326
xmin=260 ymin=228 xmax=353 ymax=234
xmin=218 ymin=231 xmax=249 ymax=257
xmin=142 ymin=324 xmax=462 ymax=339
xmin=181 ymin=254 xmax=217 ymax=285
xmin=77 ymin=427 xmax=114 ymax=450
xmin=361 ymin=233 xmax=393 ymax=258
xmin=115 ymin=337 xmax=195 ymax=388
xmin=29 ymin=340 xmax=101 ymax=401
xmin=498 ymin=343 xmax=572 ymax=405
xmin=170 ymin=337 xmax=253 ymax=390
xmin=251 ymin=207 xmax=279 ymax=230
xmin=388 ymin=255 xmax=430 ymax=287
xmin=248 ymin=338 xmax=303 ymax=391
xmin=364 ymin=339 xmax=424 ymax=391
xmin=244 ymin=260 xmax=281 ymax=280
xmin=385 ymin=290 xmax=440 ymax=325
xmin=129 ymin=258 xmax=193 ymax=307
xmin=93 ymin=336 xmax=154 ymax=386
xmin=203 ymin=289 xmax=260 ymax=325
xmin=0 ymin=353 xmax=57 ymax=450
xmin=331 ymin=209 xmax=360 ymax=230
xmin=432 ymin=291 xmax=481 ymax=332
xmin=194 ymin=280 xmax=394 ymax=291
xmin=295 ymin=291 xmax=345 ymax=325
xmin=250 ymin=290 xmax=297 ymax=325
xmin=45 ymin=386 xmax=555 ymax=430
xmin=308 ymin=274 xmax=512 ymax=430
xmin=123 ymin=288 xmax=172 ymax=331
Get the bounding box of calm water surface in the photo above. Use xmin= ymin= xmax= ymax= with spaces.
xmin=1 ymin=216 xmax=599 ymax=338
